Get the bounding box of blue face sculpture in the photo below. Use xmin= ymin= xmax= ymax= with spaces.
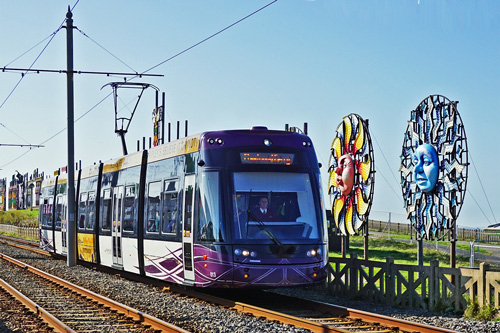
xmin=413 ymin=143 xmax=439 ymax=192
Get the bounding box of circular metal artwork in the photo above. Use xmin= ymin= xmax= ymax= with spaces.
xmin=328 ymin=114 xmax=375 ymax=235
xmin=400 ymin=95 xmax=468 ymax=240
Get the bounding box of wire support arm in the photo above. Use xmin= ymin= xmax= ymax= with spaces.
xmin=1 ymin=67 xmax=163 ymax=77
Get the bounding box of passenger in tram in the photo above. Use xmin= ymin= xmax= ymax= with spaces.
xmin=147 ymin=212 xmax=158 ymax=232
xmin=79 ymin=214 xmax=85 ymax=229
xmin=164 ymin=209 xmax=177 ymax=233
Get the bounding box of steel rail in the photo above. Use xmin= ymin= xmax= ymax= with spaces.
xmin=0 ymin=253 xmax=190 ymax=333
xmin=0 ymin=277 xmax=75 ymax=333
xmin=0 ymin=237 xmax=50 ymax=256
xmin=167 ymin=285 xmax=458 ymax=333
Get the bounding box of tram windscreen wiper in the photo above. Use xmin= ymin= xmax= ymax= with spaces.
xmin=247 ymin=210 xmax=282 ymax=246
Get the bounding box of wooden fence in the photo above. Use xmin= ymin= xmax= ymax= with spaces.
xmin=0 ymin=225 xmax=38 ymax=240
xmin=328 ymin=254 xmax=500 ymax=311
xmin=368 ymin=220 xmax=500 ymax=243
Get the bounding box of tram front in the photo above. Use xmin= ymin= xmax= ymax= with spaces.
xmin=195 ymin=127 xmax=328 ymax=288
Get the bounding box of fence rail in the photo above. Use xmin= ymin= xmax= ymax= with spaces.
xmin=328 ymin=255 xmax=500 ymax=311
xmin=0 ymin=224 xmax=38 ymax=240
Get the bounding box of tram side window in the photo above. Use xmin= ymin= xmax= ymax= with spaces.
xmin=55 ymin=195 xmax=64 ymax=229
xmin=197 ymin=172 xmax=223 ymax=242
xmin=162 ymin=180 xmax=178 ymax=234
xmin=78 ymin=192 xmax=88 ymax=230
xmin=123 ymin=186 xmax=136 ymax=232
xmin=101 ymin=189 xmax=112 ymax=231
xmin=87 ymin=191 xmax=96 ymax=230
xmin=147 ymin=181 xmax=162 ymax=233
xmin=41 ymin=199 xmax=52 ymax=227
xmin=47 ymin=198 xmax=53 ymax=227
xmin=39 ymin=202 xmax=45 ymax=226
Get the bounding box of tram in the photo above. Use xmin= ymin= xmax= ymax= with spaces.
xmin=39 ymin=126 xmax=328 ymax=288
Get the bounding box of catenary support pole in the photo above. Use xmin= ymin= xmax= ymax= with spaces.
xmin=66 ymin=7 xmax=77 ymax=267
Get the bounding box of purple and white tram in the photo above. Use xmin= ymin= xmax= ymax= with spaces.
xmin=39 ymin=127 xmax=328 ymax=288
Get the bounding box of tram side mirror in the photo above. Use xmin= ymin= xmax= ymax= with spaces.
xmin=198 ymin=160 xmax=205 ymax=167
xmin=318 ymin=163 xmax=322 ymax=168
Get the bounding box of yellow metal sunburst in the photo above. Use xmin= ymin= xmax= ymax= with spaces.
xmin=356 ymin=187 xmax=369 ymax=215
xmin=359 ymin=156 xmax=371 ymax=182
xmin=354 ymin=118 xmax=364 ymax=151
xmin=333 ymin=197 xmax=345 ymax=228
xmin=343 ymin=116 xmax=352 ymax=150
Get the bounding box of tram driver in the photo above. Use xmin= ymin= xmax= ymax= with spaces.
xmin=251 ymin=196 xmax=278 ymax=222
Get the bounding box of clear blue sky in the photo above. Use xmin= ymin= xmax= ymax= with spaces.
xmin=0 ymin=1 xmax=498 ymax=229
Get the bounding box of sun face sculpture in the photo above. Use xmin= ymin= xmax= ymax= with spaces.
xmin=400 ymin=95 xmax=468 ymax=240
xmin=328 ymin=114 xmax=375 ymax=236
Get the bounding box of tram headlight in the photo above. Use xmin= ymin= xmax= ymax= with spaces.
xmin=234 ymin=248 xmax=257 ymax=258
xmin=208 ymin=138 xmax=215 ymax=145
xmin=307 ymin=248 xmax=318 ymax=257
xmin=263 ymin=138 xmax=272 ymax=146
xmin=216 ymin=138 xmax=223 ymax=145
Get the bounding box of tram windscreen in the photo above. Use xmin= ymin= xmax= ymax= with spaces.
xmin=232 ymin=172 xmax=319 ymax=242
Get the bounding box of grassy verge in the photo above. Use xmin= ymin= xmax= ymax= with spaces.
xmin=367 ymin=231 xmax=491 ymax=255
xmin=330 ymin=236 xmax=470 ymax=267
xmin=0 ymin=209 xmax=38 ymax=227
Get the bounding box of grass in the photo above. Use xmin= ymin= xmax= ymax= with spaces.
xmin=0 ymin=209 xmax=39 ymax=227
xmin=330 ymin=235 xmax=470 ymax=267
xmin=368 ymin=231 xmax=491 ymax=256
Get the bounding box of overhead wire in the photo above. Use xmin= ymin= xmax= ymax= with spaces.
xmin=469 ymin=151 xmax=496 ymax=223
xmin=0 ymin=28 xmax=62 ymax=113
xmin=0 ymin=123 xmax=31 ymax=145
xmin=0 ymin=92 xmax=112 ymax=169
xmin=139 ymin=0 xmax=278 ymax=76
xmin=0 ymin=0 xmax=277 ymax=169
xmin=3 ymin=33 xmax=57 ymax=68
xmin=0 ymin=1 xmax=81 ymax=149
xmin=370 ymin=131 xmax=404 ymax=204
xmin=466 ymin=189 xmax=491 ymax=226
xmin=75 ymin=27 xmax=138 ymax=74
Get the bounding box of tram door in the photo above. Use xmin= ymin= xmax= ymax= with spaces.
xmin=182 ymin=175 xmax=195 ymax=282
xmin=56 ymin=195 xmax=67 ymax=254
xmin=112 ymin=186 xmax=124 ymax=267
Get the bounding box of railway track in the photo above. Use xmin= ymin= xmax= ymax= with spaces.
xmin=173 ymin=288 xmax=459 ymax=333
xmin=0 ymin=252 xmax=189 ymax=332
xmin=0 ymin=277 xmax=63 ymax=331
xmin=0 ymin=234 xmax=48 ymax=256
xmin=0 ymin=236 xmax=460 ymax=332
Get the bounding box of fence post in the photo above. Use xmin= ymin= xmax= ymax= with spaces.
xmin=429 ymin=259 xmax=438 ymax=310
xmin=478 ymin=262 xmax=490 ymax=306
xmin=385 ymin=257 xmax=395 ymax=305
xmin=350 ymin=252 xmax=358 ymax=295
